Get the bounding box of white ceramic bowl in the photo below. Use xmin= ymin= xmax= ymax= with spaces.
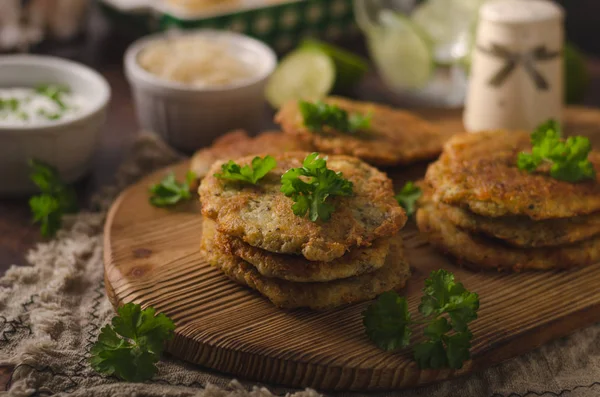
xmin=124 ymin=30 xmax=277 ymax=153
xmin=0 ymin=55 xmax=111 ymax=196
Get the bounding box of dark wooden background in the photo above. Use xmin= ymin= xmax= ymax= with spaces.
xmin=1 ymin=2 xmax=600 ymax=276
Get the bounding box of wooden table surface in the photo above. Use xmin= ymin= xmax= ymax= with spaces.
xmin=2 ymin=7 xmax=600 ymax=276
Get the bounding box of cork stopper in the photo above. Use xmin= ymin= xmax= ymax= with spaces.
xmin=480 ymin=0 xmax=564 ymax=24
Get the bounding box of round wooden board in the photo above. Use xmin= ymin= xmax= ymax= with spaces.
xmin=104 ymin=108 xmax=600 ymax=392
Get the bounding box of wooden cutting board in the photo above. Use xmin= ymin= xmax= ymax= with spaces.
xmin=104 ymin=107 xmax=600 ymax=392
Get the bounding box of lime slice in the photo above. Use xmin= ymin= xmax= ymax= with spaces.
xmin=299 ymin=39 xmax=369 ymax=91
xmin=265 ymin=49 xmax=336 ymax=109
xmin=367 ymin=10 xmax=433 ymax=90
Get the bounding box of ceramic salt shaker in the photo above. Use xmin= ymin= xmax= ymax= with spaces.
xmin=463 ymin=0 xmax=564 ymax=132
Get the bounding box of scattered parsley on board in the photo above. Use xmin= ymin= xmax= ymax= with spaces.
xmin=149 ymin=171 xmax=196 ymax=207
xmin=395 ymin=182 xmax=422 ymax=216
xmin=363 ymin=269 xmax=479 ymax=369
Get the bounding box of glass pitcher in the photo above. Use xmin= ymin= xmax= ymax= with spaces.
xmin=353 ymin=0 xmax=489 ymax=107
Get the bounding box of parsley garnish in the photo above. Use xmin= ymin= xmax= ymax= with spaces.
xmin=395 ymin=182 xmax=422 ymax=216
xmin=28 ymin=159 xmax=78 ymax=237
xmin=518 ymin=119 xmax=596 ymax=182
xmin=0 ymin=98 xmax=19 ymax=112
xmin=214 ymin=155 xmax=276 ymax=185
xmin=281 ymin=152 xmax=353 ymax=222
xmin=90 ymin=303 xmax=175 ymax=382
xmin=36 ymin=84 xmax=70 ymax=111
xmin=148 ymin=171 xmax=196 ymax=207
xmin=363 ymin=269 xmax=479 ymax=369
xmin=299 ymin=100 xmax=372 ymax=134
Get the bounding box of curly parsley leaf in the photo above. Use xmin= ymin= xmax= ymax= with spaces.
xmin=28 ymin=159 xmax=78 ymax=237
xmin=214 ymin=155 xmax=276 ymax=185
xmin=299 ymin=100 xmax=372 ymax=134
xmin=149 ymin=171 xmax=196 ymax=207
xmin=90 ymin=303 xmax=175 ymax=382
xmin=419 ymin=270 xmax=479 ymax=332
xmin=29 ymin=195 xmax=62 ymax=237
xmin=362 ymin=291 xmax=412 ymax=351
xmin=395 ymin=182 xmax=422 ymax=216
xmin=518 ymin=119 xmax=596 ymax=182
xmin=363 ymin=270 xmax=479 ymax=370
xmin=281 ymin=153 xmax=353 ymax=222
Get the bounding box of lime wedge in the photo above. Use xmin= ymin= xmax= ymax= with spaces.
xmin=367 ymin=10 xmax=433 ymax=90
xmin=265 ymin=49 xmax=336 ymax=109
xmin=299 ymin=39 xmax=369 ymax=91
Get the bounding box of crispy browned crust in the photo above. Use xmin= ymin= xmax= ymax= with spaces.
xmin=201 ymin=218 xmax=410 ymax=310
xmin=425 ymin=131 xmax=600 ymax=220
xmin=199 ymin=152 xmax=407 ymax=262
xmin=416 ymin=202 xmax=600 ymax=272
xmin=190 ymin=130 xmax=314 ymax=179
xmin=217 ymin=230 xmax=392 ymax=283
xmin=438 ymin=201 xmax=600 ymax=248
xmin=275 ymin=97 xmax=455 ymax=167
xmin=418 ymin=185 xmax=600 ymax=248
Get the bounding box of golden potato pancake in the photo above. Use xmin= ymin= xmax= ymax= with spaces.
xmin=419 ymin=185 xmax=600 ymax=248
xmin=275 ymin=97 xmax=455 ymax=166
xmin=201 ymin=218 xmax=410 ymax=310
xmin=439 ymin=201 xmax=600 ymax=248
xmin=426 ymin=131 xmax=600 ymax=220
xmin=200 ymin=152 xmax=406 ymax=262
xmin=416 ymin=203 xmax=600 ymax=272
xmin=190 ymin=130 xmax=313 ymax=179
xmin=217 ymin=230 xmax=392 ymax=283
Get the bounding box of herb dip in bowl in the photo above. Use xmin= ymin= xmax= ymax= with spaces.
xmin=0 ymin=85 xmax=88 ymax=125
xmin=0 ymin=55 xmax=110 ymax=196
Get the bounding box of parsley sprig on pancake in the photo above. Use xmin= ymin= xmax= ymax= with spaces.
xmin=281 ymin=152 xmax=353 ymax=222
xmin=214 ymin=155 xmax=276 ymax=185
xmin=298 ymin=100 xmax=372 ymax=134
xmin=518 ymin=120 xmax=596 ymax=182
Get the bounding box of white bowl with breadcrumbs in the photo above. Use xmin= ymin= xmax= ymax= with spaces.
xmin=124 ymin=30 xmax=277 ymax=153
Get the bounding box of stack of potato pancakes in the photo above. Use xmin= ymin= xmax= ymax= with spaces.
xmin=417 ymin=131 xmax=600 ymax=272
xmin=199 ymin=152 xmax=410 ymax=310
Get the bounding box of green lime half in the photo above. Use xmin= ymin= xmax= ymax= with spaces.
xmin=367 ymin=10 xmax=434 ymax=90
xmin=265 ymin=49 xmax=336 ymax=109
xmin=299 ymin=38 xmax=369 ymax=91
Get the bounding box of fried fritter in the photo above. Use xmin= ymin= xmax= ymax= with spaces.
xmin=419 ymin=185 xmax=600 ymax=248
xmin=201 ymin=218 xmax=410 ymax=310
xmin=199 ymin=152 xmax=406 ymax=262
xmin=190 ymin=130 xmax=313 ymax=179
xmin=275 ymin=97 xmax=455 ymax=167
xmin=416 ymin=202 xmax=600 ymax=272
xmin=439 ymin=201 xmax=600 ymax=248
xmin=217 ymin=230 xmax=392 ymax=283
xmin=426 ymin=131 xmax=600 ymax=220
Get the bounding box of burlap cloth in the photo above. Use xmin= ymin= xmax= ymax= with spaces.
xmin=1 ymin=135 xmax=600 ymax=397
